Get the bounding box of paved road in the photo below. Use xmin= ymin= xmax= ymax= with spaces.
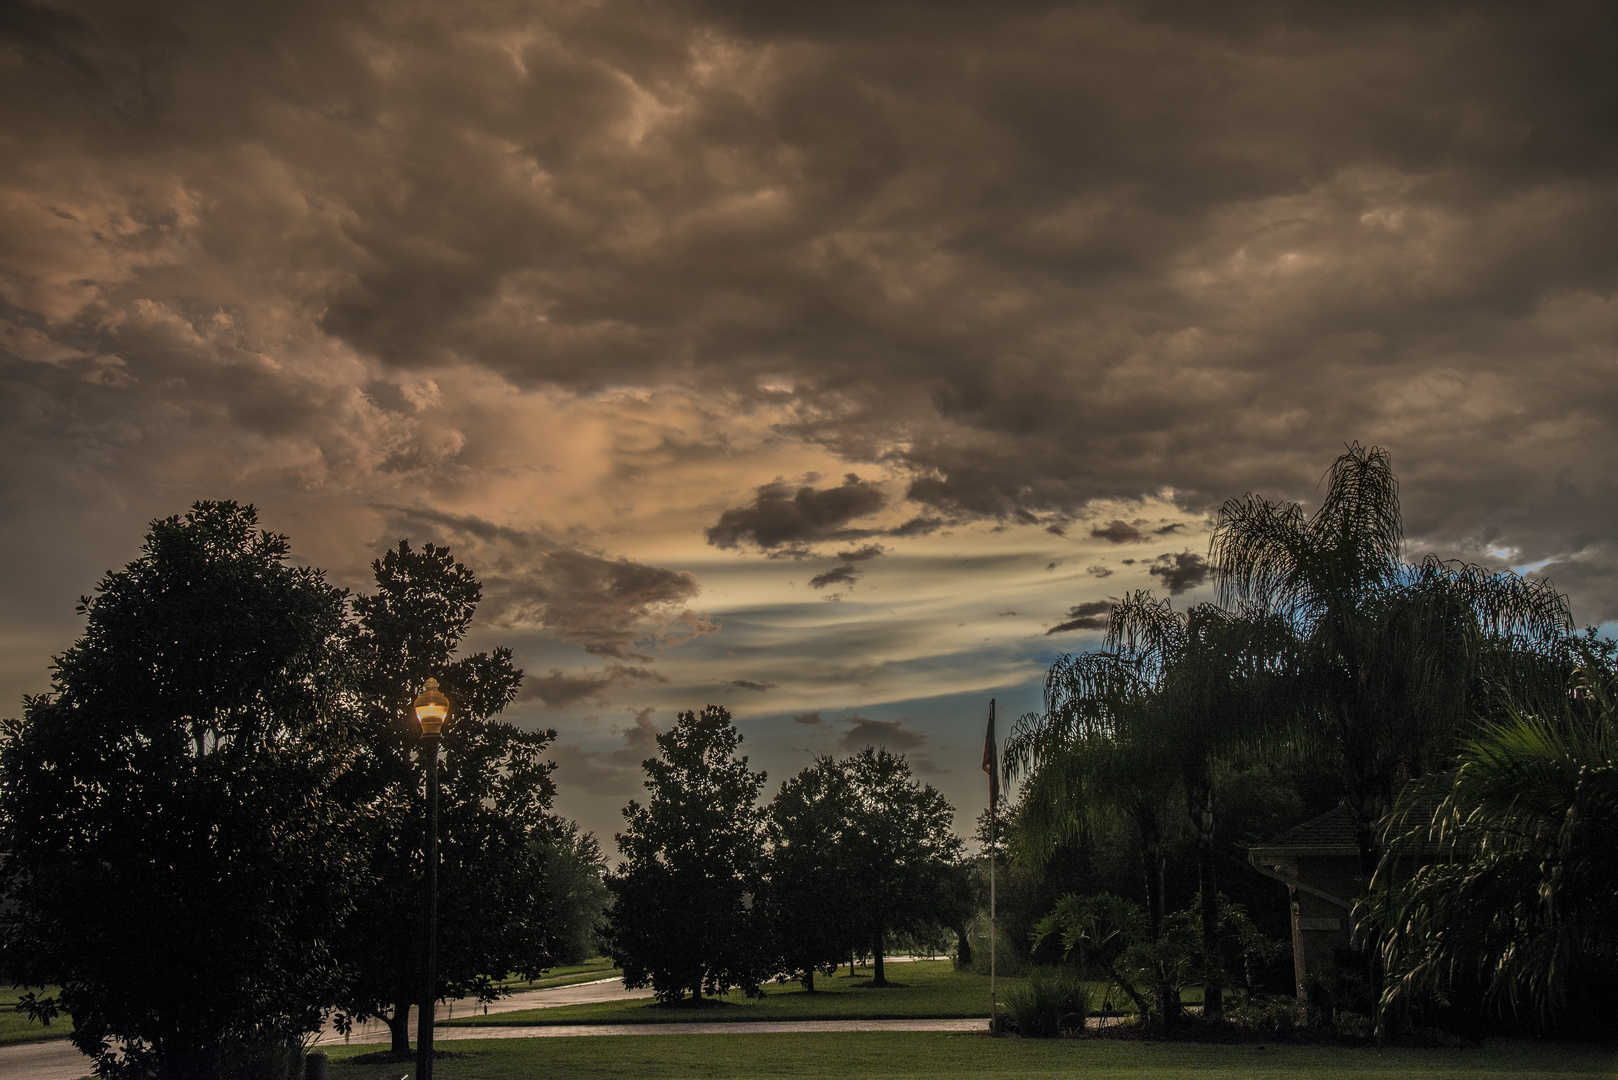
xmin=0 ymin=963 xmax=965 ymax=1078
xmin=0 ymin=977 xmax=656 ymax=1079
xmin=419 ymin=1018 xmax=985 ymax=1039
xmin=309 ymin=975 xmax=655 ymax=1048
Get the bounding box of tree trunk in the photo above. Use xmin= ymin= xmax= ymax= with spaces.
xmin=1194 ymin=773 xmax=1223 ymax=1020
xmin=872 ymin=926 xmax=887 ymax=986
xmin=802 ymin=969 xmax=815 ymax=992
xmin=954 ymin=921 xmax=973 ymax=967
xmin=388 ymin=999 xmax=411 ymax=1054
xmin=1134 ymin=803 xmax=1174 ymax=1029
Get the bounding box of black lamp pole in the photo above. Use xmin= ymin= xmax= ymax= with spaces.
xmin=413 ymin=678 xmax=449 ymax=1080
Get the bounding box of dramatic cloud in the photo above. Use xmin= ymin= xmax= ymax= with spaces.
xmin=1086 ymin=565 xmax=1114 ymax=578
xmin=1090 ymin=521 xmax=1147 ymax=545
xmin=547 ymin=709 xmax=661 ymax=796
xmin=1150 ymin=552 xmax=1210 ymax=596
xmin=1048 ymin=600 xmax=1115 ymax=634
xmin=836 ymin=716 xmax=926 ymax=753
xmin=806 ymin=542 xmax=887 ymax=590
xmin=792 ymin=711 xmax=828 ymax=726
xmin=729 ymin=679 xmax=777 ymax=692
xmin=5 ymin=0 xmax=1618 ymax=845
xmin=513 ymin=550 xmax=714 ymax=661
xmin=521 ymin=664 xmax=668 ymax=709
xmin=808 ymin=564 xmax=861 ymax=590
xmin=707 ymin=475 xmax=887 ymax=551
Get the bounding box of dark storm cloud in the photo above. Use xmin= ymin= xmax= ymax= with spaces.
xmin=706 ymin=475 xmax=887 ymax=551
xmin=523 ymin=549 xmax=711 ymax=661
xmin=522 ymin=664 xmax=669 ymax=708
xmin=548 ymin=708 xmax=662 ymax=795
xmin=836 ymin=716 xmax=926 ymax=753
xmin=1090 ymin=520 xmax=1147 ymax=545
xmin=1047 ymin=600 xmax=1114 ymax=635
xmin=729 ymin=678 xmax=777 ymax=692
xmin=5 ymin=0 xmax=1618 ymax=645
xmin=808 ymin=564 xmax=861 ymax=590
xmin=1150 ymin=552 xmax=1210 ymax=596
xmin=379 ymin=508 xmax=716 ymax=661
xmin=792 ymin=710 xmax=828 ymax=726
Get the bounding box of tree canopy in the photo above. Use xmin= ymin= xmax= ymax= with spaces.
xmin=607 ymin=705 xmax=770 ymax=1002
xmin=334 ymin=540 xmax=558 ymax=1053
xmin=0 ymin=502 xmax=357 ymax=1080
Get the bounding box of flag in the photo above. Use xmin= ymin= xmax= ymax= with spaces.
xmin=982 ymin=698 xmax=998 ymax=817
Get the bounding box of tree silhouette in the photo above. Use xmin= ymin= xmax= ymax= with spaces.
xmin=607 ymin=706 xmax=770 ymax=1002
xmin=0 ymin=502 xmax=355 ymax=1080
xmin=1211 ymin=442 xmax=1572 ymax=872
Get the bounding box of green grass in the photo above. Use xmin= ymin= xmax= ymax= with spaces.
xmin=320 ymin=1031 xmax=1618 ymax=1080
xmin=0 ymin=985 xmax=73 ymax=1046
xmin=493 ymin=958 xmax=623 ymax=993
xmin=446 ymin=960 xmax=1019 ymax=1026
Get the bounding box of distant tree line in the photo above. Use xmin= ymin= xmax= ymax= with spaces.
xmin=605 ymin=705 xmax=974 ymax=1003
xmin=0 ymin=503 xmax=610 ymax=1079
xmin=998 ymin=445 xmax=1617 ymax=1038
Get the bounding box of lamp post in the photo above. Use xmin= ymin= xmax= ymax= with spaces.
xmin=412 ymin=677 xmax=449 ymax=1080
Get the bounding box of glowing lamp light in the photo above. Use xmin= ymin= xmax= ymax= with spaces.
xmin=413 ymin=678 xmax=450 ymax=737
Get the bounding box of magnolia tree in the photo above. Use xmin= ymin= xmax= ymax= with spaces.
xmin=0 ymin=503 xmax=357 ymax=1080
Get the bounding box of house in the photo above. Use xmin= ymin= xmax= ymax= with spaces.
xmin=1247 ymin=806 xmax=1367 ymax=999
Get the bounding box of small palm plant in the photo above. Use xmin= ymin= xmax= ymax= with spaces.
xmin=1362 ymin=671 xmax=1618 ymax=1033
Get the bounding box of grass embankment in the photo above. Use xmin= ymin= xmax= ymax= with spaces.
xmin=322 ymin=1031 xmax=1618 ymax=1080
xmin=447 ymin=960 xmax=1020 ymax=1026
xmin=0 ymin=985 xmax=72 ymax=1045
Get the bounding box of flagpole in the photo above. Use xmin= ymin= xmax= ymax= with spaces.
xmin=987 ymin=698 xmax=997 ymax=1033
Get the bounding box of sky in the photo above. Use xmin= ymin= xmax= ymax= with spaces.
xmin=3 ymin=0 xmax=1618 ymax=846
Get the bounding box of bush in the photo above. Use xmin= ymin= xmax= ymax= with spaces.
xmin=1000 ymin=966 xmax=1097 ymax=1037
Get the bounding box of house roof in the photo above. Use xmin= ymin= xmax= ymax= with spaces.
xmin=1249 ymin=805 xmax=1360 ymax=858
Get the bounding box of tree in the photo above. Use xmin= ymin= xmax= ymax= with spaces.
xmin=1109 ymin=594 xmax=1294 ymax=1018
xmin=763 ymin=755 xmax=862 ymax=990
xmin=1363 ymin=666 xmax=1618 ymax=1034
xmin=1005 ymin=648 xmax=1182 ymax=1021
xmin=841 ymin=747 xmax=964 ymax=986
xmin=1210 ymin=442 xmax=1573 ymax=874
xmin=541 ymin=822 xmax=611 ymax=965
xmin=1008 ymin=595 xmax=1288 ymax=1022
xmin=607 ymin=705 xmax=769 ymax=1002
xmin=334 ymin=540 xmax=558 ymax=1053
xmin=0 ymin=502 xmax=356 ymax=1080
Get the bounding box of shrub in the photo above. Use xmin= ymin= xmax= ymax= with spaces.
xmin=1000 ymin=966 xmax=1097 ymax=1037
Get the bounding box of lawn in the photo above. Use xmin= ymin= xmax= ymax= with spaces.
xmin=493 ymin=958 xmax=623 ymax=992
xmin=0 ymin=985 xmax=73 ymax=1046
xmin=446 ymin=960 xmax=1018 ymax=1026
xmin=322 ymin=1031 xmax=1618 ymax=1080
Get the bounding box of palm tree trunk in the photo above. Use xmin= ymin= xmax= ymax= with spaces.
xmin=1198 ymin=833 xmax=1222 ymax=1019
xmin=1193 ymin=772 xmax=1223 ymax=1020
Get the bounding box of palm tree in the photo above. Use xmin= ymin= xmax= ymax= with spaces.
xmin=1005 ymin=644 xmax=1181 ymax=1023
xmin=1363 ymin=674 xmax=1618 ymax=1032
xmin=1007 ymin=592 xmax=1289 ymax=1021
xmin=1210 ymin=443 xmax=1572 ymax=874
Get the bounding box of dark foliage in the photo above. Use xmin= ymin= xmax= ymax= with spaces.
xmin=0 ymin=502 xmax=356 ymax=1080
xmin=333 ymin=540 xmax=558 ymax=1052
xmin=607 ymin=706 xmax=771 ymax=1002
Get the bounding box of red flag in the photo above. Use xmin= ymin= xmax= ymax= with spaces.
xmin=982 ymin=698 xmax=998 ymax=816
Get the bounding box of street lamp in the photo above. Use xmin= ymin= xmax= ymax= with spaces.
xmin=413 ymin=677 xmax=450 ymax=1080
